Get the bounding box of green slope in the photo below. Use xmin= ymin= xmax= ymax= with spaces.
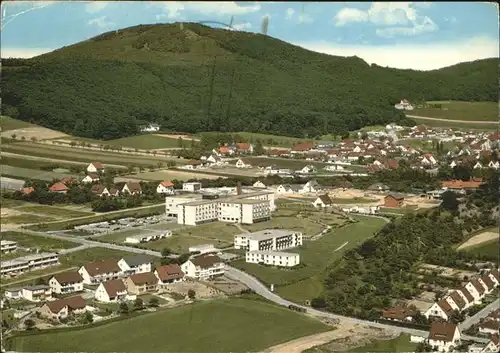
xmin=2 ymin=23 xmax=498 ymax=140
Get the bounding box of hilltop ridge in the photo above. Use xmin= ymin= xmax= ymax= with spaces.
xmin=2 ymin=23 xmax=498 ymax=140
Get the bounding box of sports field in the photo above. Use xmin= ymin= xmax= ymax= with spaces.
xmin=233 ymin=216 xmax=386 ymax=302
xmin=8 ymin=298 xmax=329 ymax=352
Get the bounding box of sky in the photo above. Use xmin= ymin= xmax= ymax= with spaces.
xmin=1 ymin=1 xmax=499 ymax=70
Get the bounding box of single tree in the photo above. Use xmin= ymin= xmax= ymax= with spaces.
xmin=187 ymin=289 xmax=196 ymax=300
xmin=441 ymin=191 xmax=459 ymax=212
xmin=119 ymin=302 xmax=129 ymax=314
xmin=24 ymin=319 xmax=36 ymax=330
xmin=161 ymin=247 xmax=172 ymax=258
xmin=10 ymin=133 xmax=17 ymax=139
xmin=133 ymin=298 xmax=144 ymax=311
xmin=148 ymin=298 xmax=159 ymax=308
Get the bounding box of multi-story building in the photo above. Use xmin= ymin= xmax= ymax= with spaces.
xmin=22 ymin=285 xmax=52 ymax=302
xmin=1 ymin=252 xmax=59 ymax=276
xmin=181 ymin=254 xmax=225 ymax=280
xmin=1 ymin=240 xmax=17 ymax=253
xmin=234 ymin=229 xmax=303 ymax=251
xmin=48 ymin=271 xmax=84 ymax=294
xmin=174 ymin=189 xmax=275 ymax=226
xmin=165 ymin=196 xmax=202 ymax=217
xmin=182 ymin=182 xmax=202 ymax=192
xmin=246 ymin=251 xmax=300 ymax=267
xmin=78 ymin=259 xmax=122 ymax=284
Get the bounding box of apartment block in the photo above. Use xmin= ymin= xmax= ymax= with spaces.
xmin=1 ymin=240 xmax=17 ymax=253
xmin=174 ymin=190 xmax=275 ymax=226
xmin=234 ymin=229 xmax=303 ymax=251
xmin=1 ymin=252 xmax=60 ymax=276
xmin=246 ymin=251 xmax=300 ymax=267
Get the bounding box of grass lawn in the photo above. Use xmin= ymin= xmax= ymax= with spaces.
xmin=412 ymin=101 xmax=498 ymax=121
xmin=0 ymin=198 xmax=30 ymax=208
xmin=0 ymin=231 xmax=79 ymax=251
xmin=16 ymin=206 xmax=94 ymax=219
xmin=409 ymin=117 xmax=497 ymax=131
xmin=200 ymin=131 xmax=312 ymax=148
xmin=246 ymin=157 xmax=328 ymax=169
xmin=233 ymin=216 xmax=386 ymax=303
xmin=25 ymin=204 xmax=165 ymax=231
xmin=304 ymin=334 xmax=417 ymax=353
xmin=0 ymin=116 xmax=37 ymax=131
xmin=107 ymin=134 xmax=179 ymax=149
xmin=8 ymin=297 xmax=329 ymax=353
xmin=59 ymin=247 xmax=139 ymax=267
xmin=1 ymin=215 xmax=55 ymax=225
xmin=1 ymin=165 xmax=78 ymax=182
xmin=330 ymin=197 xmax=377 ymax=204
xmin=463 ymin=238 xmax=500 ymax=262
xmin=379 ymin=206 xmax=416 ymax=215
xmin=124 ymin=170 xmax=221 ymax=181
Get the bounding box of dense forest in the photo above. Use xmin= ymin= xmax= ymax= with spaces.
xmin=317 ymin=173 xmax=499 ymax=319
xmin=2 ymin=23 xmax=498 ymax=139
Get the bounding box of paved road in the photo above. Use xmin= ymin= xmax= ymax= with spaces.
xmin=225 ymin=266 xmax=489 ymax=344
xmin=459 ymin=298 xmax=500 ymax=330
xmin=405 ymin=114 xmax=498 ymax=125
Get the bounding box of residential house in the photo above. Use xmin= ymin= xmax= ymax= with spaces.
xmin=487 ymin=269 xmax=500 ymax=286
xmin=157 ymin=181 xmax=175 ymax=195
xmin=479 ymin=274 xmax=496 ymax=294
xmin=235 ymin=143 xmax=253 ymax=154
xmin=313 ymin=194 xmax=333 ymax=208
xmin=446 ymin=291 xmax=467 ymax=312
xmin=95 ymin=279 xmax=128 ymax=303
xmin=441 ymin=179 xmax=483 ymax=193
xmin=427 ymin=322 xmax=461 ymax=352
xmin=276 ymin=184 xmax=301 ymax=195
xmin=48 ymin=271 xmax=84 ymax=294
xmin=217 ymin=146 xmax=233 ymax=156
xmin=488 ymin=161 xmax=500 ymax=170
xmin=82 ymin=173 xmax=100 ymax=184
xmin=302 ymin=179 xmax=320 ymax=193
xmin=87 ymin=162 xmax=105 ymax=174
xmin=181 ymin=254 xmax=225 ymax=280
xmin=382 ymin=306 xmax=417 ymax=323
xmin=183 ymin=160 xmax=203 ymax=170
xmin=154 ymin=264 xmax=185 ymax=286
xmin=22 ymin=285 xmax=52 ymax=302
xmin=263 ymin=165 xmax=281 ymax=176
xmin=124 ymin=272 xmax=158 ymax=295
xmin=60 ymin=177 xmax=75 ymax=185
xmin=291 ymin=142 xmax=314 ymax=154
xmin=235 ymin=158 xmax=252 ymax=168
xmin=384 ymin=194 xmax=404 ymax=208
xmin=298 ymin=165 xmax=316 ymax=174
xmin=182 ymin=182 xmax=202 ymax=192
xmin=38 ymin=295 xmax=86 ymax=320
xmin=367 ymin=183 xmax=390 ymax=193
xmin=424 ymin=299 xmax=454 ymax=321
xmin=324 ymin=164 xmax=344 ymax=172
xmin=481 ymin=334 xmax=499 ymax=353
xmin=49 ymin=182 xmax=69 ymax=194
xmin=470 ymin=279 xmax=487 ymax=299
xmin=206 ymin=154 xmax=223 ymax=166
xmin=78 ymin=259 xmax=122 ymax=284
xmin=457 ymin=287 xmax=475 ymax=308
xmin=122 ymin=182 xmax=142 ymax=195
xmin=117 ymin=254 xmax=153 ymax=276
xmin=464 ymin=281 xmax=485 ymax=304
xmin=91 ymin=184 xmax=110 ymax=197
xmin=22 ymin=186 xmax=34 ymax=195
xmin=4 ymin=287 xmax=23 ymax=300
xmin=474 ymin=161 xmax=484 ymax=170
xmin=141 ymin=123 xmax=160 ymax=132
xmin=479 ymin=318 xmax=500 ymax=335
xmin=252 ymin=180 xmax=267 ymax=189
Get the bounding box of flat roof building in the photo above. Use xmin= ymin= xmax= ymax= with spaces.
xmin=234 ymin=229 xmax=303 ymax=252
xmin=246 ymin=250 xmax=300 ymax=267
xmin=1 ymin=252 xmax=60 ymax=276
xmin=1 ymin=240 xmax=17 ymax=253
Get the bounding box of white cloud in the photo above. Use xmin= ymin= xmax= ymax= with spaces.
xmin=87 ymin=16 xmax=115 ymax=29
xmin=285 ymin=8 xmax=295 ymax=20
xmin=293 ymin=36 xmax=499 ymax=71
xmin=151 ymin=1 xmax=260 ymax=20
xmin=334 ymin=2 xmax=438 ymax=37
xmin=232 ymin=22 xmax=252 ymax=31
xmin=298 ymin=13 xmax=314 ymax=24
xmin=85 ymin=1 xmax=109 ymax=14
xmin=1 ymin=47 xmax=54 ymax=58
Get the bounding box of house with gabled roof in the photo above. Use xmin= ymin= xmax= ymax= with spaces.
xmin=124 ymin=272 xmax=158 ymax=295
xmin=122 ymin=182 xmax=142 ymax=195
xmin=91 ymin=184 xmax=110 ymax=197
xmin=117 ymin=254 xmax=153 ymax=276
xmin=235 ymin=142 xmax=253 ymax=154
xmin=382 ymin=306 xmax=417 ymax=323
xmin=157 ymin=181 xmax=175 ymax=194
xmin=478 ymin=274 xmax=496 ymax=294
xmin=87 ymin=162 xmax=105 ymax=174
xmin=313 ymin=194 xmax=333 ymax=208
xmin=291 ymin=142 xmax=314 ymax=154
xmin=446 ymin=291 xmax=467 ymax=312
xmin=181 ymin=254 xmax=224 ymax=280
xmin=49 ymin=182 xmax=69 ymax=194
xmin=95 ymin=279 xmax=128 ymax=303
xmin=78 ymin=259 xmax=122 ymax=284
xmin=235 ymin=158 xmax=252 ymax=169
xmin=155 ymin=264 xmax=185 ymax=285
xmin=38 ymin=295 xmax=87 ymax=320
xmin=276 ymin=184 xmax=302 ymax=195
xmin=487 ymin=268 xmax=500 ymax=286
xmin=465 ymin=280 xmax=486 ymax=303
xmin=82 ymin=173 xmax=100 ymax=184
xmin=48 ymin=271 xmax=84 ymax=294
xmin=424 ymin=299 xmax=454 ymax=321
xmin=426 ymin=322 xmax=461 ymax=352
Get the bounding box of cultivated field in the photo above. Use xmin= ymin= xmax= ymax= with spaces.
xmin=409 ymin=118 xmax=498 ymax=131
xmin=462 ymin=238 xmax=500 ymax=262
xmin=103 ymin=134 xmax=180 ymax=149
xmin=246 ymin=157 xmax=328 ymax=169
xmin=234 ymin=215 xmax=386 ymax=303
xmin=411 ymin=101 xmax=497 ymax=122
xmin=0 ymin=116 xmax=38 ymax=131
xmin=1 ymin=125 xmax=68 ymax=141
xmin=457 ymin=228 xmax=499 ymax=250
xmin=304 ymin=333 xmax=416 ymax=353
xmin=1 ymin=165 xmax=78 ymax=182
xmin=120 ymin=169 xmax=222 ymax=182
xmin=7 ymin=298 xmax=329 ymax=352
xmin=16 ymin=205 xmax=94 ymax=219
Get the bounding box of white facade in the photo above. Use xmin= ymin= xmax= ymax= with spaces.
xmin=252 ymin=181 xmax=267 ymax=188
xmin=188 ymin=244 xmax=217 ymax=254
xmin=117 ymin=259 xmax=152 ymax=276
xmin=86 ymin=163 xmax=103 ymax=174
xmin=176 ymin=190 xmax=275 ymax=226
xmin=182 ymin=182 xmax=202 ymax=192
xmin=465 ymin=282 xmax=484 ymax=303
xmin=165 ymin=196 xmax=201 ymax=217
xmin=246 ymin=251 xmax=300 ymax=267
xmin=77 ymin=266 xmax=121 ymax=285
xmin=157 ymin=183 xmax=175 ymax=194
xmin=1 ymin=253 xmax=59 ymax=276
xmin=234 ymin=229 xmax=303 ymax=251
xmin=82 ymin=175 xmax=99 ymax=183
xmin=48 ymin=277 xmax=84 ymax=295
xmin=0 ymin=240 xmax=17 ymax=253
xmin=424 ymin=302 xmax=450 ymax=321
xmin=94 ymin=282 xmax=127 ymax=303
xmin=4 ymin=288 xmax=23 ymax=300
xmin=427 ymin=327 xmax=461 ymax=352
xmin=235 ymin=159 xmax=251 ymax=168
xmin=22 ymin=285 xmax=52 ymax=302
xmin=181 ymin=259 xmax=225 ymax=280
xmin=125 ymin=231 xmax=172 ymax=244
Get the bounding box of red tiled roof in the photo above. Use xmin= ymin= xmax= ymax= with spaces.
xmin=481 ymin=275 xmax=495 ymax=291
xmin=219 ymin=146 xmax=230 ymax=154
xmin=60 ymin=177 xmax=75 ymax=184
xmin=293 ymin=142 xmax=314 ymax=152
xmin=160 ymin=181 xmax=174 ymax=187
xmin=102 ymin=279 xmax=126 ymax=297
xmin=128 ymin=272 xmax=158 ymax=286
xmin=236 ymin=143 xmax=251 ymax=151
xmin=52 ymin=271 xmax=83 ymax=285
xmin=83 ymin=259 xmax=120 ymax=276
xmin=441 ymin=179 xmax=482 ymax=189
xmin=45 ymin=295 xmax=86 ymax=314
xmin=91 ymin=162 xmax=104 ymax=169
xmin=382 ymin=307 xmax=416 ymax=321
xmin=459 ymin=287 xmax=474 ymax=303
xmin=449 ymin=291 xmax=466 ymax=310
xmin=155 ymin=264 xmax=184 ymax=282
xmin=471 ymin=279 xmax=486 ymax=295
xmin=437 ymin=299 xmax=454 ymax=315
xmin=428 ymin=322 xmax=457 ymax=342
xmin=49 ymin=182 xmax=69 ymax=192
xmin=22 ymin=187 xmax=34 ymax=195
xmin=191 ymin=255 xmax=223 ymax=269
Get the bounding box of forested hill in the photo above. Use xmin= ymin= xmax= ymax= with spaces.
xmin=2 ymin=23 xmax=498 ymax=140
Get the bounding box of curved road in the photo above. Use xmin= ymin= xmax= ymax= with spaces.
xmin=406 ymin=114 xmax=498 ymax=125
